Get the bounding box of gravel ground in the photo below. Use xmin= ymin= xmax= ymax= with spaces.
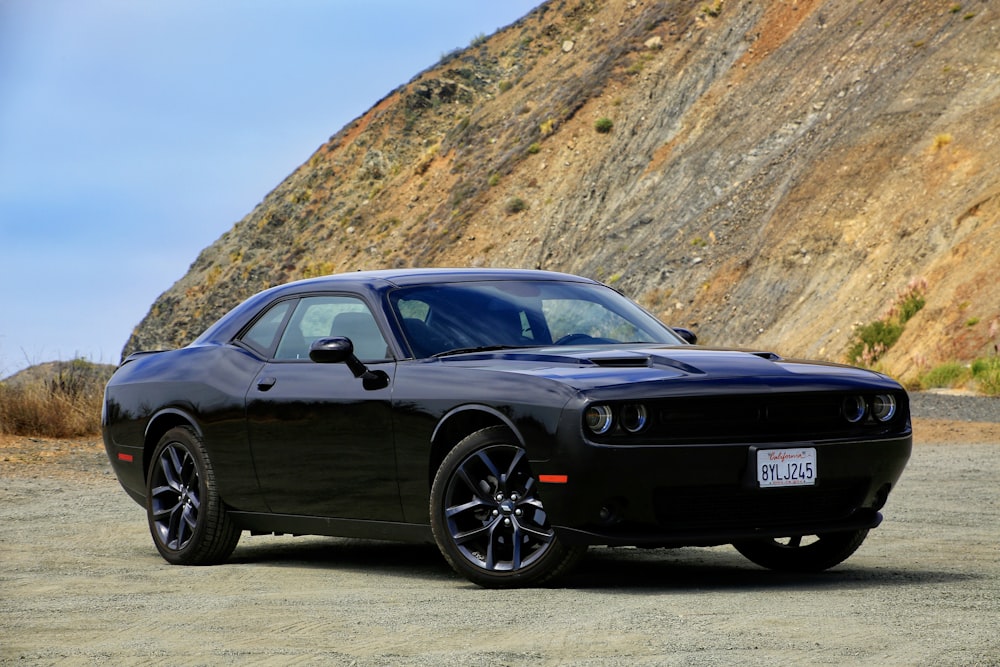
xmin=1 ymin=393 xmax=998 ymax=665
xmin=909 ymin=391 xmax=1000 ymax=423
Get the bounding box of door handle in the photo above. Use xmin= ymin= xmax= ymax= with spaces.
xmin=257 ymin=377 xmax=276 ymax=391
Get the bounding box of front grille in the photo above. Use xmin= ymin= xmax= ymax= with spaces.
xmin=591 ymin=391 xmax=909 ymax=445
xmin=652 ymin=479 xmax=868 ymax=531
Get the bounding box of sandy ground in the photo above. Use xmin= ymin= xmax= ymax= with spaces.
xmin=1 ymin=419 xmax=998 ymax=665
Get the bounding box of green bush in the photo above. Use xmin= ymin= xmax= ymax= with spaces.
xmin=897 ymin=291 xmax=926 ymax=324
xmin=846 ymin=320 xmax=903 ymax=366
xmin=971 ymin=356 xmax=1000 ymax=395
xmin=919 ymin=362 xmax=968 ymax=390
xmin=504 ymin=197 xmax=527 ymax=215
xmin=594 ymin=117 xmax=614 ymax=134
xmin=846 ymin=277 xmax=927 ymax=366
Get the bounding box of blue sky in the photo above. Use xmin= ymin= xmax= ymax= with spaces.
xmin=0 ymin=1 xmax=540 ymax=377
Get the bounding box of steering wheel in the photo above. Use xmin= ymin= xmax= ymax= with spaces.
xmin=553 ymin=333 xmax=596 ymax=345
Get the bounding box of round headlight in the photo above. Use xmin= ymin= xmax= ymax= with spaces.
xmin=620 ymin=404 xmax=648 ymax=433
xmin=873 ymin=394 xmax=897 ymax=422
xmin=585 ymin=405 xmax=614 ymax=434
xmin=842 ymin=395 xmax=866 ymax=423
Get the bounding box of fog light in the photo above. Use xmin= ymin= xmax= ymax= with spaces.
xmin=873 ymin=394 xmax=897 ymax=422
xmin=842 ymin=395 xmax=866 ymax=423
xmin=598 ymin=497 xmax=626 ymax=525
xmin=585 ymin=404 xmax=614 ymax=434
xmin=621 ymin=404 xmax=648 ymax=433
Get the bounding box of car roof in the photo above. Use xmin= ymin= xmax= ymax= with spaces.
xmin=280 ymin=267 xmax=599 ymax=290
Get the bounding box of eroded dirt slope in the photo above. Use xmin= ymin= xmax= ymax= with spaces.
xmin=126 ymin=0 xmax=1000 ymax=384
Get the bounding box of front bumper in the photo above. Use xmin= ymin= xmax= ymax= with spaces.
xmin=532 ymin=431 xmax=912 ymax=547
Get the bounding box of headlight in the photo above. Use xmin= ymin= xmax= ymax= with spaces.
xmin=620 ymin=404 xmax=648 ymax=433
xmin=872 ymin=394 xmax=897 ymax=422
xmin=584 ymin=404 xmax=614 ymax=434
xmin=842 ymin=395 xmax=866 ymax=423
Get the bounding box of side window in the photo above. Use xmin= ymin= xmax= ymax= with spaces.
xmin=274 ymin=295 xmax=389 ymax=361
xmin=241 ymin=300 xmax=294 ymax=355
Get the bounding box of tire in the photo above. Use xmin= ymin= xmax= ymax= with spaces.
xmin=146 ymin=426 xmax=241 ymax=565
xmin=732 ymin=529 xmax=869 ymax=573
xmin=430 ymin=426 xmax=585 ymax=588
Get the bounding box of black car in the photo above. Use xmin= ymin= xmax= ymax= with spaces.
xmin=103 ymin=268 xmax=911 ymax=587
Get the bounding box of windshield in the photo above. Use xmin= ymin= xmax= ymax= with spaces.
xmin=389 ymin=279 xmax=684 ymax=358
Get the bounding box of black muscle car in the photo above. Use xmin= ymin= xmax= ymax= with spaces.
xmin=103 ymin=268 xmax=911 ymax=587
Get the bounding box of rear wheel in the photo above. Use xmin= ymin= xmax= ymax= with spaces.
xmin=430 ymin=426 xmax=584 ymax=587
xmin=146 ymin=426 xmax=241 ymax=565
xmin=733 ymin=529 xmax=869 ymax=572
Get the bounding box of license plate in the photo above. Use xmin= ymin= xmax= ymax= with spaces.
xmin=756 ymin=448 xmax=817 ymax=488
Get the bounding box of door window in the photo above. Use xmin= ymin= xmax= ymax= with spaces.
xmin=274 ymin=296 xmax=389 ymax=361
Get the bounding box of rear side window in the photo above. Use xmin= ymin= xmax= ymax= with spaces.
xmin=241 ymin=300 xmax=294 ymax=355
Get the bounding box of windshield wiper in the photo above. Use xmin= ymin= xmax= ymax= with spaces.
xmin=433 ymin=344 xmax=531 ymax=358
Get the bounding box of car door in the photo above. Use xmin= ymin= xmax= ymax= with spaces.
xmin=243 ymin=294 xmax=402 ymax=520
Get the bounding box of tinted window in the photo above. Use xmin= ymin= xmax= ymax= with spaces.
xmin=274 ymin=296 xmax=389 ymax=361
xmin=241 ymin=300 xmax=293 ymax=355
xmin=390 ymin=280 xmax=682 ymax=357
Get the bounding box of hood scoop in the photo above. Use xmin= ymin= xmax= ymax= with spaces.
xmin=588 ymin=356 xmax=651 ymax=368
xmin=585 ymin=351 xmax=702 ymax=375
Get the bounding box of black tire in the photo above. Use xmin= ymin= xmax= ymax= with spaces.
xmin=430 ymin=426 xmax=585 ymax=588
xmin=732 ymin=529 xmax=869 ymax=573
xmin=146 ymin=426 xmax=241 ymax=565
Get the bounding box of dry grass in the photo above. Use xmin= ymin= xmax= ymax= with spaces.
xmin=0 ymin=360 xmax=112 ymax=438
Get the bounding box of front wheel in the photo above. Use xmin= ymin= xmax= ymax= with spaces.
xmin=430 ymin=426 xmax=585 ymax=588
xmin=732 ymin=529 xmax=869 ymax=572
xmin=146 ymin=426 xmax=241 ymax=565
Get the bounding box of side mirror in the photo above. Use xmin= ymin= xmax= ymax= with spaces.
xmin=309 ymin=337 xmax=353 ymax=364
xmin=309 ymin=337 xmax=389 ymax=390
xmin=672 ymin=327 xmax=697 ymax=345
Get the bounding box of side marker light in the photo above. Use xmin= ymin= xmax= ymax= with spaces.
xmin=538 ymin=474 xmax=568 ymax=484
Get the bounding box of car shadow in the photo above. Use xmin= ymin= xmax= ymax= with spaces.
xmin=229 ymin=535 xmax=455 ymax=581
xmin=558 ymin=546 xmax=977 ymax=592
xmin=227 ymin=537 xmax=975 ymax=591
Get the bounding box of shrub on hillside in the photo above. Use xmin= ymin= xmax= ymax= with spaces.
xmin=970 ymin=356 xmax=1000 ymax=395
xmin=504 ymin=196 xmax=528 ymax=215
xmin=0 ymin=359 xmax=112 ymax=438
xmin=847 ymin=277 xmax=926 ymax=366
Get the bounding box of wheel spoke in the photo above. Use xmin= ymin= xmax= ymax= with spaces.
xmin=455 ymin=465 xmax=491 ymax=500
xmin=520 ymin=497 xmax=545 ymax=512
xmin=474 ymin=449 xmax=502 ymax=483
xmin=453 ymin=522 xmax=493 ymax=544
xmin=516 ymin=521 xmax=554 ymax=542
xmin=446 ymin=496 xmax=491 ymax=519
xmin=179 ymin=505 xmax=198 ymax=541
xmin=503 ymin=448 xmax=526 ymax=483
xmin=167 ymin=504 xmax=184 ymax=548
xmin=151 ymin=495 xmax=180 ymax=521
xmin=160 ymin=448 xmax=183 ymax=491
xmin=507 ymin=524 xmax=523 ymax=570
xmin=483 ymin=523 xmax=499 ymax=570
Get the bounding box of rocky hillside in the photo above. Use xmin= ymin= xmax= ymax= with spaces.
xmin=125 ymin=0 xmax=1000 ymax=385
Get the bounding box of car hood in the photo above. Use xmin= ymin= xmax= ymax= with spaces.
xmin=436 ymin=345 xmax=901 ymax=394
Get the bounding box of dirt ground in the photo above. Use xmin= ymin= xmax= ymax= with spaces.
xmin=1 ymin=419 xmax=998 ymax=666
